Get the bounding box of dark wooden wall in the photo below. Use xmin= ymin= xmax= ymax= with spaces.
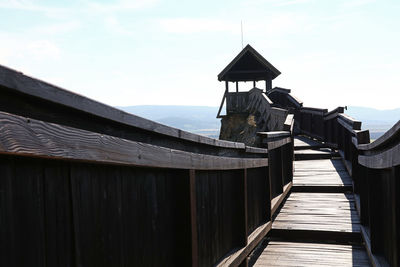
xmin=0 ymin=155 xmax=192 ymax=267
xmin=226 ymin=92 xmax=249 ymax=114
xmin=0 ymin=64 xmax=294 ymax=267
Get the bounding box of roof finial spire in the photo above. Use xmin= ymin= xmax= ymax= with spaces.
xmin=241 ymin=20 xmax=244 ymax=49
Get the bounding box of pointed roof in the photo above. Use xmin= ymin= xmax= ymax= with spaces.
xmin=218 ymin=44 xmax=281 ymax=82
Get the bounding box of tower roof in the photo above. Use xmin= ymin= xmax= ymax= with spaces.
xmin=218 ymin=44 xmax=281 ymax=82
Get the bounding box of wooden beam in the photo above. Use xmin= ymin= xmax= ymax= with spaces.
xmin=267 ymin=137 xmax=292 ymax=150
xmin=359 ymin=143 xmax=400 ymax=169
xmin=358 ymin=120 xmax=400 ymax=151
xmin=0 ymin=66 xmax=246 ymax=150
xmin=301 ymin=107 xmax=328 ymax=116
xmin=283 ymin=114 xmax=294 ymax=132
xmin=242 ymin=169 xmax=248 ymax=246
xmin=338 ymin=113 xmax=362 ymax=130
xmin=215 ymin=221 xmax=272 ymax=267
xmin=361 ymin=226 xmax=383 ymax=267
xmin=216 ymin=87 xmax=227 ymax=118
xmin=189 ymin=170 xmax=198 ymax=267
xmin=338 ymin=117 xmax=357 ymax=133
xmin=324 ymin=107 xmax=345 ymax=121
xmin=271 ymin=181 xmax=292 ymax=216
xmin=0 ymin=111 xmax=269 ymax=170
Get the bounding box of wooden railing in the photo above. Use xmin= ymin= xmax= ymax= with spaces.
xmin=356 ymin=121 xmax=400 ymax=267
xmin=275 ymin=91 xmax=399 ymax=266
xmin=0 ymin=65 xmax=294 ymax=267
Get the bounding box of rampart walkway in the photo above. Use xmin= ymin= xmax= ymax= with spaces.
xmin=250 ymin=136 xmax=370 ymax=266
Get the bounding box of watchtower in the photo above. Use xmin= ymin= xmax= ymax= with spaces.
xmin=216 ymin=44 xmax=281 ymax=118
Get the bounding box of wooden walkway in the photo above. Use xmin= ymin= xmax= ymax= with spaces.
xmin=250 ymin=136 xmax=370 ymax=266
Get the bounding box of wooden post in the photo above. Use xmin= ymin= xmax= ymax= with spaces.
xmin=189 ymin=170 xmax=198 ymax=267
xmin=253 ymin=81 xmax=256 ymax=88
xmin=265 ymin=80 xmax=268 ymax=93
xmin=216 ymin=84 xmax=228 ymax=118
xmin=242 ymin=168 xmax=248 ymax=246
xmin=236 ymin=82 xmax=239 ymax=93
xmin=225 ymin=81 xmax=229 ymax=92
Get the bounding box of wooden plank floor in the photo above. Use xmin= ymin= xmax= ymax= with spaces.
xmin=294 ymin=159 xmax=352 ymax=187
xmin=251 ymin=139 xmax=370 ymax=266
xmin=294 ymin=136 xmax=325 ymax=150
xmin=272 ymin=192 xmax=360 ymax=233
xmin=252 ymin=241 xmax=370 ymax=267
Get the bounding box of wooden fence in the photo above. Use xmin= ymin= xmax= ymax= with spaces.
xmin=0 ymin=66 xmax=294 ymax=267
xmin=280 ymin=93 xmax=399 ymax=267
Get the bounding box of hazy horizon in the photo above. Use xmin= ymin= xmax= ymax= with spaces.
xmin=1 ymin=0 xmax=399 ymax=110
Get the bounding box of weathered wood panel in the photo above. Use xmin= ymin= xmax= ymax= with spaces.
xmin=293 ymin=159 xmax=352 ymax=188
xmin=71 ymin=164 xmax=191 ymax=266
xmin=226 ymin=92 xmax=249 ymax=113
xmin=0 ymin=66 xmax=247 ymax=151
xmin=246 ymin=167 xmax=270 ymax=234
xmin=252 ymin=241 xmax=370 ymax=267
xmin=273 ymin=193 xmax=361 ymax=234
xmin=0 ymin=156 xmax=47 ymax=267
xmin=0 ymin=155 xmax=193 ymax=267
xmin=195 ymin=169 xmax=245 ymax=267
xmin=0 ymin=111 xmax=268 ymax=170
xmin=268 ymin=148 xmax=283 ymax=200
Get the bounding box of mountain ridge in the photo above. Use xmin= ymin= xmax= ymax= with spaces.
xmin=118 ymin=105 xmax=399 ymax=139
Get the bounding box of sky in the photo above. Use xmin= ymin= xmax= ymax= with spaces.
xmin=1 ymin=0 xmax=399 ymax=110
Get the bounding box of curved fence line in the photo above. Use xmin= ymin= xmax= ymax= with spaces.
xmin=0 ymin=65 xmax=295 ymax=267
xmin=274 ymin=88 xmax=399 ymax=267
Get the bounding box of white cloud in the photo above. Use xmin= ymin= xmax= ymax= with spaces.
xmin=26 ymin=40 xmax=61 ymax=60
xmin=160 ymin=18 xmax=238 ymax=34
xmin=241 ymin=0 xmax=312 ymax=8
xmin=32 ymin=21 xmax=81 ymax=35
xmin=0 ymin=32 xmax=62 ymax=66
xmin=85 ymin=0 xmax=159 ymax=13
xmin=0 ymin=0 xmax=159 ymax=16
xmin=0 ymin=0 xmax=69 ymax=17
xmin=276 ymin=0 xmax=313 ymax=6
xmin=341 ymin=0 xmax=376 ymax=8
xmin=104 ymin=16 xmax=133 ymax=35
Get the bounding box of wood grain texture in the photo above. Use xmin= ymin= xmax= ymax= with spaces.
xmin=294 ymin=136 xmax=326 ymax=150
xmin=295 ymin=149 xmax=338 ymax=160
xmin=216 ymin=221 xmax=272 ymax=267
xmin=358 ymin=120 xmax=400 ymax=152
xmin=273 ymin=192 xmax=361 ymax=233
xmin=195 ymin=169 xmax=245 ymax=267
xmin=324 ymin=106 xmax=344 ymax=121
xmin=338 ymin=113 xmax=362 ymax=130
xmin=0 ymin=111 xmax=268 ymax=170
xmin=0 ymin=65 xmax=245 ymax=149
xmin=293 ymin=159 xmax=352 ymax=187
xmin=271 ymin=182 xmax=292 ymax=216
xmin=252 ymin=241 xmax=370 ymax=267
xmin=359 ymin=143 xmax=400 ymax=169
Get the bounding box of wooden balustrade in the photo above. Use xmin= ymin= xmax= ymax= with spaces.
xmin=290 ymin=101 xmax=399 ymax=267
xmin=0 ymin=66 xmax=295 ymax=267
xmin=298 ymin=107 xmax=328 ymax=140
xmin=226 ymin=92 xmax=249 ymax=113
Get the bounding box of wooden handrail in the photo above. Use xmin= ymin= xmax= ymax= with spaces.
xmin=0 ymin=64 xmax=298 ymax=267
xmin=276 ymin=91 xmax=399 ymax=267
xmin=358 ymin=120 xmax=400 ymax=151
xmin=0 ymin=111 xmax=269 ymax=170
xmin=0 ymin=64 xmax=245 ymax=150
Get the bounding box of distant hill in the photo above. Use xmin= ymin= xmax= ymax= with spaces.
xmin=345 ymin=106 xmax=400 ymax=139
xmin=117 ymin=105 xmax=400 ymax=140
xmin=345 ymin=106 xmax=400 ymax=125
xmin=117 ymin=105 xmax=220 ymax=138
